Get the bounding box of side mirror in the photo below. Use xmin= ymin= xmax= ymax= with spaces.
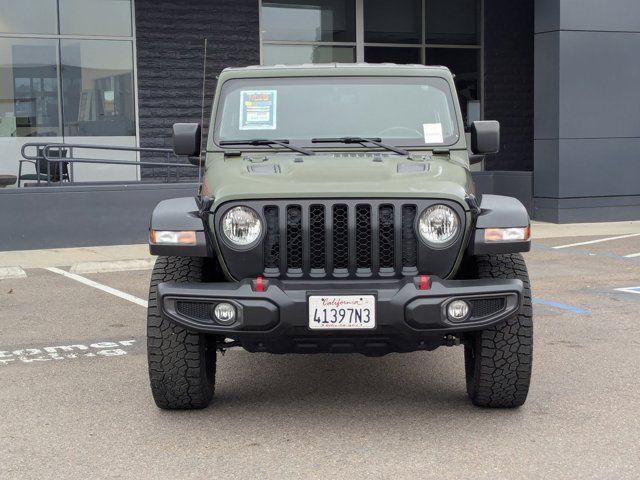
xmin=470 ymin=120 xmax=500 ymax=155
xmin=173 ymin=123 xmax=201 ymax=157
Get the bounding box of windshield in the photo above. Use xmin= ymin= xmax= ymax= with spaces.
xmin=213 ymin=76 xmax=460 ymax=149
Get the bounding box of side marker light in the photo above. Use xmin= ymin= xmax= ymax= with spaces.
xmin=484 ymin=226 xmax=530 ymax=242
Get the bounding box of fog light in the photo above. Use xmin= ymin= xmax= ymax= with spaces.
xmin=212 ymin=303 xmax=236 ymax=325
xmin=447 ymin=300 xmax=470 ymax=322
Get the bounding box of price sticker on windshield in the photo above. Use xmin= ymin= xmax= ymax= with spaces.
xmin=423 ymin=123 xmax=443 ymax=144
xmin=239 ymin=90 xmax=277 ymax=130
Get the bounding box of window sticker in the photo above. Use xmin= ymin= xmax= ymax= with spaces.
xmin=423 ymin=123 xmax=444 ymax=144
xmin=239 ymin=90 xmax=277 ymax=130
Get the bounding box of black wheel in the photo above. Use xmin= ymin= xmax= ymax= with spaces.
xmin=460 ymin=253 xmax=533 ymax=408
xmin=147 ymin=256 xmax=217 ymax=410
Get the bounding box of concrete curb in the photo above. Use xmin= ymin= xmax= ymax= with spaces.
xmin=0 ymin=267 xmax=27 ymax=280
xmin=0 ymin=244 xmax=153 ymax=269
xmin=531 ymin=220 xmax=640 ymax=239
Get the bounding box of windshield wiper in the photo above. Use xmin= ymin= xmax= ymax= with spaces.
xmin=219 ymin=139 xmax=314 ymax=156
xmin=311 ymin=137 xmax=409 ymax=156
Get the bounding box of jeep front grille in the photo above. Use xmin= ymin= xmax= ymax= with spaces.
xmin=262 ymin=201 xmax=420 ymax=279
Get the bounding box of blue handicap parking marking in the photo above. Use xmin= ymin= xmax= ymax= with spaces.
xmin=532 ymin=298 xmax=590 ymax=315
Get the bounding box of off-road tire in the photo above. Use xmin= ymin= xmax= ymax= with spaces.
xmin=147 ymin=256 xmax=217 ymax=410
xmin=461 ymin=253 xmax=533 ymax=408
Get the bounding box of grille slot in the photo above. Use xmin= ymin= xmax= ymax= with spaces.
xmin=286 ymin=206 xmax=303 ymax=270
xmin=263 ymin=206 xmax=280 ymax=269
xmin=356 ymin=205 xmax=372 ymax=269
xmin=401 ymin=205 xmax=417 ymax=269
xmin=378 ymin=205 xmax=395 ymax=269
xmin=309 ymin=205 xmax=325 ymax=270
xmin=332 ymin=204 xmax=349 ymax=270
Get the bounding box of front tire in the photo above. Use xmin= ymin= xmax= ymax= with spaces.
xmin=147 ymin=256 xmax=217 ymax=410
xmin=461 ymin=253 xmax=533 ymax=408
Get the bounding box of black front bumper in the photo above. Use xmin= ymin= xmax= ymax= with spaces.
xmin=157 ymin=276 xmax=523 ymax=356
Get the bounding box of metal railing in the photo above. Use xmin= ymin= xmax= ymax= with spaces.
xmin=19 ymin=142 xmax=198 ymax=186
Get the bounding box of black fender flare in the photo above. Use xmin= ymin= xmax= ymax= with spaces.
xmin=468 ymin=194 xmax=531 ymax=255
xmin=149 ymin=197 xmax=211 ymax=257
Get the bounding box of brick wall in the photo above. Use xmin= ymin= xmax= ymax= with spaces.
xmin=135 ymin=0 xmax=260 ymax=179
xmin=483 ymin=0 xmax=535 ymax=171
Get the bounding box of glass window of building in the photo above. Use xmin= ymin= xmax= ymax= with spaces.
xmin=262 ymin=0 xmax=356 ymax=42
xmin=426 ymin=48 xmax=480 ymax=126
xmin=0 ymin=0 xmax=137 ymax=180
xmin=260 ymin=0 xmax=483 ymax=125
xmin=263 ymin=44 xmax=355 ymax=64
xmin=425 ymin=0 xmax=479 ymax=45
xmin=0 ymin=38 xmax=61 ymax=138
xmin=0 ymin=1 xmax=136 ymax=139
xmin=364 ymin=47 xmax=421 ymax=64
xmin=59 ymin=0 xmax=132 ymax=37
xmin=364 ymin=0 xmax=421 ymax=44
xmin=0 ymin=0 xmax=58 ymax=35
xmin=61 ymin=40 xmax=135 ymax=137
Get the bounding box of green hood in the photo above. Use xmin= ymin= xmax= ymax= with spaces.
xmin=205 ymin=151 xmax=473 ymax=210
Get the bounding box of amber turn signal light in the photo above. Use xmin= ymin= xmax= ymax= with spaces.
xmin=149 ymin=229 xmax=197 ymax=245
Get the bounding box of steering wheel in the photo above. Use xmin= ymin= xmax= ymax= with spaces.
xmin=376 ymin=126 xmax=423 ymax=138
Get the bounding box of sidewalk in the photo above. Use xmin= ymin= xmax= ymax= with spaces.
xmin=1 ymin=221 xmax=639 ymax=270
xmin=531 ymin=220 xmax=640 ymax=239
xmin=0 ymin=244 xmax=152 ymax=269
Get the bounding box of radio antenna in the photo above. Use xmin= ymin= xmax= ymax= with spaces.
xmin=197 ymin=37 xmax=207 ymax=196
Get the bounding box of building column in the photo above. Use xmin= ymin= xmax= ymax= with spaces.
xmin=534 ymin=0 xmax=640 ymax=222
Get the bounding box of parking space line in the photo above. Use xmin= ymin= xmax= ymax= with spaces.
xmin=70 ymin=258 xmax=155 ymax=274
xmin=532 ymin=243 xmax=640 ymax=262
xmin=615 ymin=286 xmax=640 ymax=295
xmin=532 ymin=298 xmax=590 ymax=314
xmin=45 ymin=267 xmax=148 ymax=308
xmin=552 ymin=233 xmax=640 ymax=250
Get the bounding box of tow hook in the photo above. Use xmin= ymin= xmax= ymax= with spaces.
xmin=444 ymin=335 xmax=460 ymax=347
xmin=217 ymin=337 xmax=238 ymax=354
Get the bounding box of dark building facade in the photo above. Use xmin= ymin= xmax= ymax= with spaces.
xmin=133 ymin=0 xmax=538 ymax=189
xmin=135 ymin=0 xmax=260 ymax=178
xmin=534 ymin=0 xmax=640 ymax=222
xmin=1 ymin=0 xmax=639 ymax=224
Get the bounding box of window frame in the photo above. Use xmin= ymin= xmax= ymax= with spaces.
xmin=259 ymin=0 xmax=484 ymax=119
xmin=0 ymin=0 xmax=139 ymax=140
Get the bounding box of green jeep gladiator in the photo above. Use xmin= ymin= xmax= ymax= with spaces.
xmin=147 ymin=64 xmax=532 ymax=410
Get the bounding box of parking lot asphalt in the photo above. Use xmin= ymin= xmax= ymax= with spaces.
xmin=1 ymin=232 xmax=639 ymax=479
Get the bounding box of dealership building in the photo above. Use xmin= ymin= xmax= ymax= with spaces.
xmin=0 ymin=0 xmax=639 ymax=239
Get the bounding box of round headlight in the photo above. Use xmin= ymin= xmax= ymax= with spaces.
xmin=418 ymin=205 xmax=459 ymax=245
xmin=221 ymin=206 xmax=262 ymax=246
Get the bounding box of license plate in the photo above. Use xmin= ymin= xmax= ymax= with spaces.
xmin=308 ymin=295 xmax=376 ymax=330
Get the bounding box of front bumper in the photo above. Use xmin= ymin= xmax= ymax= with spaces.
xmin=157 ymin=276 xmax=523 ymax=355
